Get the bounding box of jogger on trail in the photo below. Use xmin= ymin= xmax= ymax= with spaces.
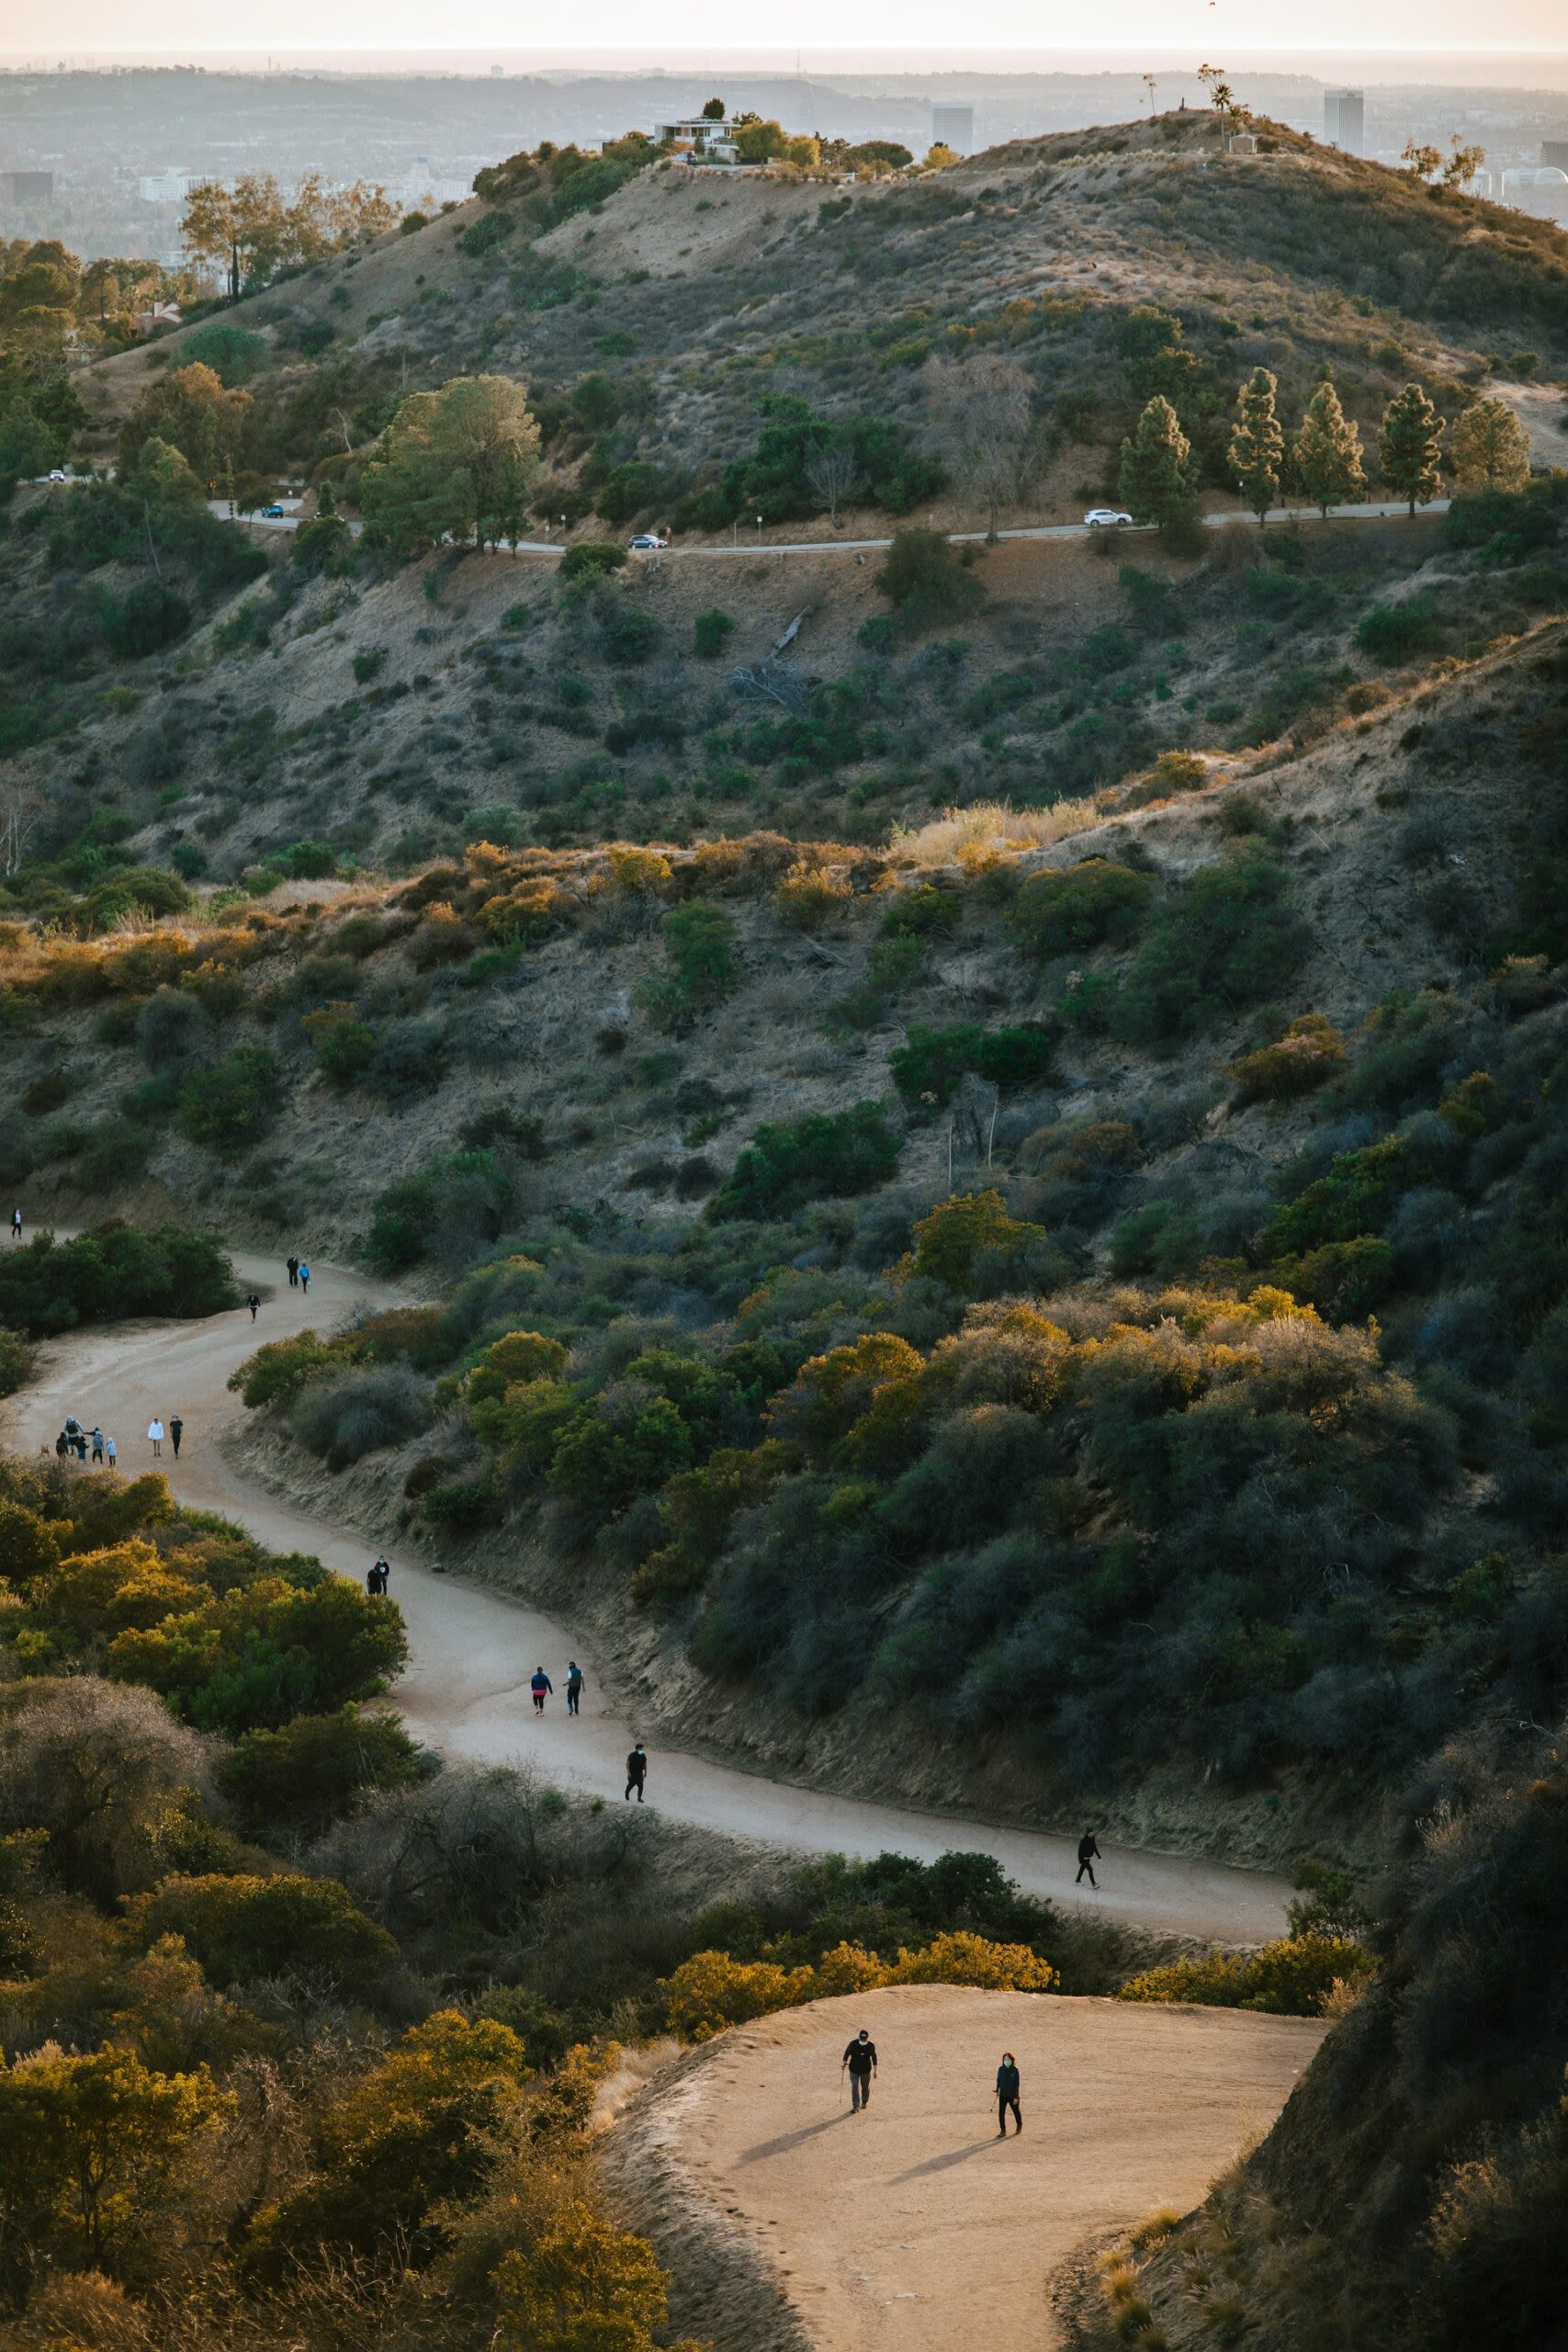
xmin=842 ymin=2030 xmax=878 ymax=2111
xmin=530 ymin=1668 xmax=553 ymax=1713
xmin=169 ymin=1416 xmax=183 ymax=1459
xmin=566 ymin=1660 xmax=584 ymax=1715
xmin=1076 ymin=1831 xmax=1100 ymax=1888
xmin=625 ymin=1742 xmax=647 ymax=1801
xmin=287 ymin=1256 xmax=299 ymax=1288
xmin=246 ymin=1294 xmax=260 ymax=1322
xmin=997 ymin=2052 xmax=1022 ymax=2137
xmin=148 ymin=1419 xmax=164 ymax=1459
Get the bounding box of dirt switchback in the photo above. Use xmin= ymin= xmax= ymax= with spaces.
xmin=603 ymin=1984 xmax=1325 ymax=2351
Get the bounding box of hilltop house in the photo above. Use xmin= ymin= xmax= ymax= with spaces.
xmin=656 ymin=114 xmax=740 ymax=164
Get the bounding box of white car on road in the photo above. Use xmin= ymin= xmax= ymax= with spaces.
xmin=1084 ymin=507 xmax=1134 ymax=528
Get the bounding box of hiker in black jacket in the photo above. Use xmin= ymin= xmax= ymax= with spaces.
xmin=1076 ymin=1831 xmax=1101 ymax=1888
xmin=626 ymin=1742 xmax=647 ymax=1801
xmin=842 ymin=2028 xmax=877 ymax=2111
xmin=996 ymin=2052 xmax=1021 ymax=2136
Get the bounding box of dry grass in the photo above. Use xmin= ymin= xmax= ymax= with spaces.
xmin=889 ymin=799 xmax=1101 ymax=864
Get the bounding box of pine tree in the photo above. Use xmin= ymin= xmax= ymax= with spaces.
xmin=1117 ymin=396 xmax=1193 ymax=533
xmin=1292 ymin=379 xmax=1366 ymax=518
xmin=1228 ymin=367 xmax=1284 ymax=526
xmin=1379 ymin=381 xmax=1444 ymax=517
xmin=1448 ymin=397 xmax=1531 ymax=493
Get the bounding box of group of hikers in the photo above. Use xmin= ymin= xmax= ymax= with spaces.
xmin=53 ymin=1413 xmax=184 ymax=1465
xmin=525 ymin=1665 xmax=649 ymax=1800
xmin=528 ymin=1661 xmax=587 ymax=1715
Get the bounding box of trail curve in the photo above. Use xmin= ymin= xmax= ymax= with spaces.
xmin=0 ymin=1247 xmax=1293 ymax=1944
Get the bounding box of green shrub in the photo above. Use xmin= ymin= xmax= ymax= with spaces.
xmin=558 ymin=538 xmax=627 ymax=584
xmin=1275 ymin=1236 xmax=1396 ymax=1320
xmin=890 ymin=1023 xmax=1056 ymax=1106
xmin=709 ymin=1104 xmax=900 ymax=1222
xmin=215 ymin=1705 xmax=424 ymax=1838
xmin=1266 ymin=1136 xmax=1407 ymax=1257
xmin=1006 ymin=860 xmax=1153 ymax=959
xmin=874 ymin=527 xmax=983 ymax=635
xmin=175 ymin=1045 xmax=284 ymax=1157
xmin=101 ymin=582 xmax=191 ymax=659
xmin=694 ymin=607 xmax=735 ymax=657
xmin=81 ymin=865 xmax=191 ymax=933
xmin=107 ymin=1572 xmax=408 ymax=1735
xmin=0 ymin=1327 xmax=37 ymax=1398
xmin=0 ymin=1223 xmax=236 ymax=1337
xmin=302 ymin=1001 xmax=376 ymax=1087
xmin=1112 ymin=853 xmax=1310 ymax=1042
xmin=1355 ymin=598 xmax=1443 ymax=665
xmin=178 ymin=322 xmax=270 ymax=386
xmin=879 ymin=884 xmax=959 ymax=941
xmin=351 ymin=647 xmax=386 ymax=684
xmin=126 ymin=1871 xmax=397 ymax=1987
xmin=638 ymin=900 xmax=739 ymax=1028
xmin=366 ymin=1149 xmax=514 ymax=1272
xmin=459 ymin=208 xmax=513 ymax=257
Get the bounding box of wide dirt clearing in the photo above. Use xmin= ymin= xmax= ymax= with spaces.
xmin=608 ymin=1984 xmax=1325 ymax=2352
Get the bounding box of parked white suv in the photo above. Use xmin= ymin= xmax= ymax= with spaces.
xmin=1084 ymin=507 xmax=1134 ymax=528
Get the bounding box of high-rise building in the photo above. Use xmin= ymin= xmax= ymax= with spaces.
xmin=139 ymin=168 xmax=192 ymax=204
xmin=1 ymin=170 xmax=54 ymax=202
xmin=1542 ymin=140 xmax=1568 ymax=170
xmin=931 ymin=102 xmax=975 ymax=157
xmin=1324 ymin=90 xmax=1364 ymax=155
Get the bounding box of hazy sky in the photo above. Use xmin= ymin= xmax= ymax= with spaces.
xmin=14 ymin=0 xmax=1568 ymax=60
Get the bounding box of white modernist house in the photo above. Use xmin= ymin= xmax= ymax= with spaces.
xmin=656 ymin=115 xmax=740 ymax=164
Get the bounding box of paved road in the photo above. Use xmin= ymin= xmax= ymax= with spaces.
xmin=198 ymin=494 xmax=1450 ymax=559
xmin=0 ymin=1245 xmax=1294 ymax=1945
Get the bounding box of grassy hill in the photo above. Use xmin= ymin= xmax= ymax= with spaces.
xmin=2 ymin=106 xmax=1562 ymax=887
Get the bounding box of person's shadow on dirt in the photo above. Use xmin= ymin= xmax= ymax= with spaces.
xmin=739 ymin=2114 xmax=853 ymax=2165
xmin=889 ymin=2140 xmax=999 ymax=2183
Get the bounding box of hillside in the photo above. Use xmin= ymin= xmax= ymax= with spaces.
xmin=4 ymin=603 xmax=1564 ymax=1859
xmin=3 ymin=107 xmax=1565 ymax=887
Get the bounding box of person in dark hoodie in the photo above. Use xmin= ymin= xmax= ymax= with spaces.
xmin=1076 ymin=1831 xmax=1101 ymax=1888
xmin=996 ymin=2052 xmax=1021 ymax=2136
xmin=841 ymin=2028 xmax=878 ymax=2111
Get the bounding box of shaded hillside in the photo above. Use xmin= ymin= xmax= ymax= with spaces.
xmin=6 ymin=609 xmax=1562 ymax=1850
xmin=1065 ymin=1730 xmax=1568 ymax=2352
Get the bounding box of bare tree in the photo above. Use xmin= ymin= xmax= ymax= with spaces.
xmin=804 ymin=439 xmax=862 ymax=527
xmin=923 ymin=352 xmax=1035 ymax=544
xmin=0 ymin=769 xmax=43 ymax=877
xmin=1142 ymin=73 xmax=1158 ymax=113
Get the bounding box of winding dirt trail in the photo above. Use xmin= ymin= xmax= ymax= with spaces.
xmin=605 ymin=1985 xmax=1326 ymax=2352
xmin=0 ymin=1249 xmax=1294 ymax=1943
